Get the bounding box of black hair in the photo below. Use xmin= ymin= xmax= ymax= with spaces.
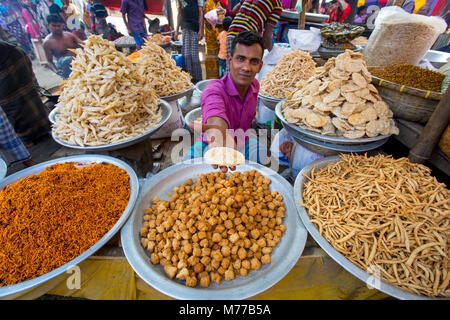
xmin=222 ymin=16 xmax=232 ymax=32
xmin=46 ymin=13 xmax=64 ymax=24
xmin=357 ymin=5 xmax=367 ymax=15
xmin=230 ymin=31 xmax=264 ymax=57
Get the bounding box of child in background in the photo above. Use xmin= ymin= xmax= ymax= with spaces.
xmin=217 ymin=16 xmax=232 ymax=78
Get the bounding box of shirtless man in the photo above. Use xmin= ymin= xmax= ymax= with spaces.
xmin=43 ymin=13 xmax=82 ymax=79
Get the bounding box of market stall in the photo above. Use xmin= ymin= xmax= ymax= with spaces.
xmin=0 ymin=5 xmax=449 ymax=301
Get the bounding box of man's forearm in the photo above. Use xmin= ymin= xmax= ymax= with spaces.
xmin=263 ymin=23 xmax=275 ymax=51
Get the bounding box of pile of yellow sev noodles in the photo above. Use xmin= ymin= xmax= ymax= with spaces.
xmin=299 ymin=153 xmax=449 ymax=297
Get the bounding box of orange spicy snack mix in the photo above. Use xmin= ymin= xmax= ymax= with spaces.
xmin=0 ymin=162 xmax=130 ymax=286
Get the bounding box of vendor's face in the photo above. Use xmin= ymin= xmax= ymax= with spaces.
xmin=228 ymin=43 xmax=263 ymax=89
xmin=49 ymin=21 xmax=64 ymax=36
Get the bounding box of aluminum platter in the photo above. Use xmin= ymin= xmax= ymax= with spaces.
xmin=280 ymin=10 xmax=329 ymax=23
xmin=275 ymin=101 xmax=392 ymax=145
xmin=0 ymin=154 xmax=139 ymax=298
xmin=51 ymin=99 xmax=172 ymax=152
xmin=294 ymin=156 xmax=444 ymax=300
xmin=121 ymin=160 xmax=308 ymax=300
xmin=291 ymin=131 xmax=388 ymax=156
xmin=258 ymin=93 xmax=282 ymax=111
xmin=160 ymin=86 xmax=195 ymax=102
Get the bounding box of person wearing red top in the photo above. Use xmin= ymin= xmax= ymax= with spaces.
xmin=338 ymin=0 xmax=351 ymax=22
xmin=324 ymin=0 xmax=351 ymax=23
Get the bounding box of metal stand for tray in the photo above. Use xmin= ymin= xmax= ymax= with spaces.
xmin=106 ymin=138 xmax=153 ymax=178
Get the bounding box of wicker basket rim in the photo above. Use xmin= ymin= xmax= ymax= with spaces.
xmin=370 ymin=75 xmax=443 ymax=101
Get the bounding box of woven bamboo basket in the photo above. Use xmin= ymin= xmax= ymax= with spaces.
xmin=371 ymin=75 xmax=443 ymax=124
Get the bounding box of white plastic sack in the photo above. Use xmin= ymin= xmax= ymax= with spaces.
xmin=256 ymin=101 xmax=275 ymax=125
xmin=290 ymin=142 xmax=324 ymax=179
xmin=204 ymin=9 xmax=219 ymax=28
xmin=363 ymin=6 xmax=447 ymax=67
xmin=151 ymin=99 xmax=186 ymax=139
xmin=288 ymin=27 xmax=322 ymax=52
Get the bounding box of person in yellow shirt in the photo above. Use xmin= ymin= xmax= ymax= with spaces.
xmin=217 ymin=16 xmax=232 ymax=78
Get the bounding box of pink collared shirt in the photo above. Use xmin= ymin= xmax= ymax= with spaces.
xmin=201 ymin=74 xmax=259 ymax=150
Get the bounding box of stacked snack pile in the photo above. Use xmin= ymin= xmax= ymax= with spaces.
xmin=53 ymin=35 xmax=161 ymax=147
xmin=283 ymin=50 xmax=399 ymax=139
xmin=140 ymin=171 xmax=286 ymax=288
xmin=260 ymin=50 xmax=316 ymax=99
xmin=300 ymin=154 xmax=449 ymax=298
xmin=135 ymin=40 xmax=193 ymax=97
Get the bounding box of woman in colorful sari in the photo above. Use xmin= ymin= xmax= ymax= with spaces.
xmin=0 ymin=0 xmax=34 ymax=59
xmin=203 ymin=0 xmax=225 ymax=79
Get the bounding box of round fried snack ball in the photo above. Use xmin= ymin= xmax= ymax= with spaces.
xmin=140 ymin=171 xmax=286 ymax=288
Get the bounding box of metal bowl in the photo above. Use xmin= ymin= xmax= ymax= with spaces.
xmin=0 ymin=155 xmax=139 ymax=298
xmin=121 ymin=160 xmax=308 ymax=300
xmin=184 ymin=107 xmax=201 ymax=133
xmin=294 ymin=156 xmax=447 ymax=300
xmin=423 ymin=50 xmax=450 ymax=69
xmin=275 ymin=101 xmax=391 ymax=145
xmin=195 ymin=79 xmax=213 ymax=94
xmin=160 ymin=86 xmax=195 ymax=102
xmin=51 ymin=99 xmax=172 ymax=152
xmin=258 ymin=93 xmax=282 ymax=111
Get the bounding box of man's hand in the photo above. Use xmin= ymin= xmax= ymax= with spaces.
xmin=197 ymin=30 xmax=203 ymax=42
xmin=174 ymin=30 xmax=179 ymax=41
xmin=189 ymin=121 xmax=237 ymax=173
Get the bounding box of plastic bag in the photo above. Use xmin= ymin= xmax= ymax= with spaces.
xmin=288 ymin=27 xmax=322 ymax=52
xmin=290 ymin=142 xmax=324 ymax=179
xmin=362 ymin=6 xmax=447 ymax=67
xmin=294 ymin=0 xmax=302 ymax=13
xmin=204 ymin=9 xmax=219 ymax=28
xmin=255 ymin=45 xmax=292 ymax=125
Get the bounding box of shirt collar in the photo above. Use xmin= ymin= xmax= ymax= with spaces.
xmin=224 ymin=73 xmax=259 ymax=98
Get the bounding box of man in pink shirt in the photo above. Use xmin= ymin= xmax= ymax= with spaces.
xmin=187 ymin=31 xmax=267 ymax=172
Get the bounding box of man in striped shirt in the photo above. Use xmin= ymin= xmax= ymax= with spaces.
xmin=226 ymin=0 xmax=282 ymax=71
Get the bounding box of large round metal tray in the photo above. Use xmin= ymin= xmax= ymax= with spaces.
xmin=292 ymin=131 xmax=388 ymax=156
xmin=294 ymin=156 xmax=441 ymax=300
xmin=275 ymin=101 xmax=392 ymax=145
xmin=280 ymin=10 xmax=329 ymax=23
xmin=121 ymin=160 xmax=308 ymax=300
xmin=160 ymin=86 xmax=195 ymax=102
xmin=51 ymin=99 xmax=172 ymax=151
xmin=0 ymin=154 xmax=139 ymax=298
xmin=258 ymin=93 xmax=282 ymax=111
